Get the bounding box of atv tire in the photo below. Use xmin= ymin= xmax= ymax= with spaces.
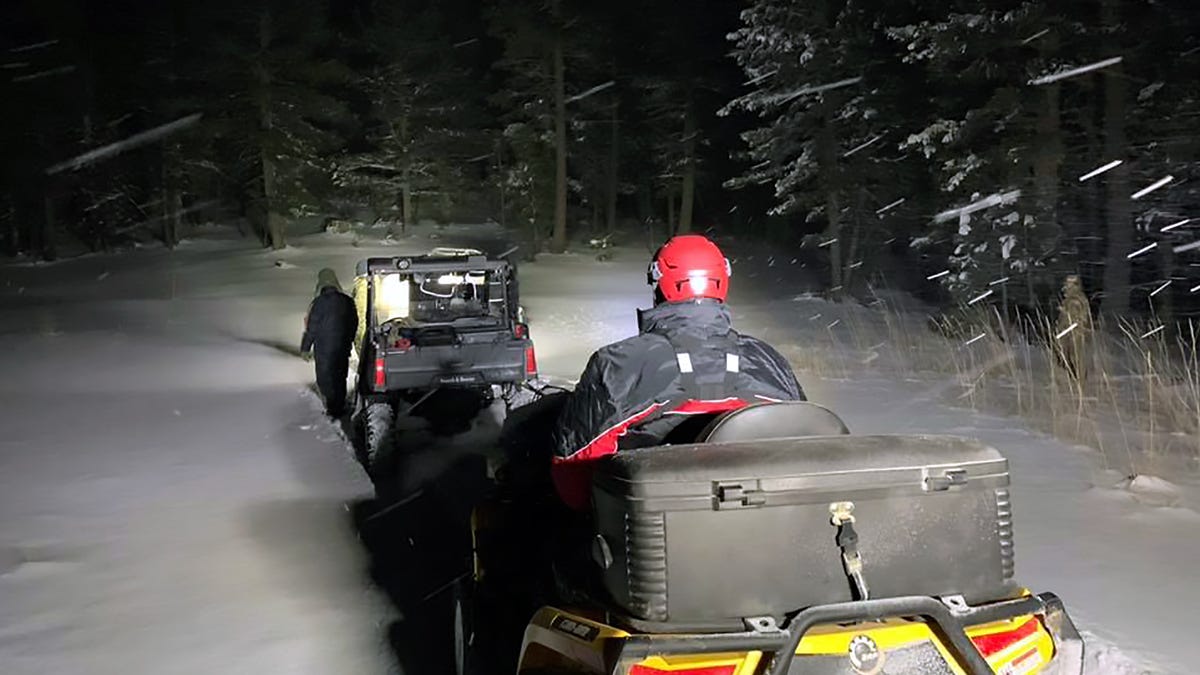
xmin=363 ymin=401 xmax=397 ymax=480
xmin=452 ymin=576 xmax=478 ymax=675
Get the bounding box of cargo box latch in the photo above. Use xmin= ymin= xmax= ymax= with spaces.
xmin=923 ymin=467 xmax=969 ymax=492
xmin=714 ymin=481 xmax=766 ymax=509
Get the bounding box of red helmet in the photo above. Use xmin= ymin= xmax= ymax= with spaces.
xmin=648 ymin=235 xmax=731 ymax=303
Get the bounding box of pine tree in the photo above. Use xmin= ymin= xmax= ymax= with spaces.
xmin=196 ymin=0 xmax=352 ymax=249
xmin=883 ymin=2 xmax=1079 ymax=308
xmin=335 ymin=0 xmax=492 ymax=231
xmin=488 ymin=0 xmax=569 ymax=251
xmin=725 ymin=0 xmax=905 ymax=294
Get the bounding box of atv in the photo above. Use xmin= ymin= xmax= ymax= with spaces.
xmin=351 ymin=249 xmax=537 ymax=479
xmin=456 ymin=399 xmax=1086 ymax=675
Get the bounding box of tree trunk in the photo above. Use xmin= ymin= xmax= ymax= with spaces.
xmin=41 ymin=190 xmax=57 ymax=262
xmin=399 ymin=116 xmax=411 ymax=233
xmin=1156 ymin=241 xmax=1174 ymax=323
xmin=606 ymin=100 xmax=619 ymax=235
xmin=843 ymin=189 xmax=865 ymax=289
xmin=816 ymin=111 xmax=841 ymax=294
xmin=161 ymin=144 xmax=179 ymax=248
xmin=666 ymin=188 xmax=676 ymax=234
xmin=437 ymin=162 xmax=452 ymax=224
xmin=1032 ymin=34 xmax=1063 ymax=306
xmin=678 ymin=102 xmax=696 ymax=234
xmin=257 ymin=8 xmax=285 ymax=250
xmin=1100 ymin=0 xmax=1130 ymax=316
xmin=550 ymin=16 xmax=568 ymax=253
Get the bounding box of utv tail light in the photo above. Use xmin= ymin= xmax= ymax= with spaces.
xmin=969 ymin=617 xmax=1041 ymax=657
xmin=393 ymin=337 xmax=412 ymax=351
xmin=513 ymin=322 xmax=528 ymax=339
xmin=373 ymin=357 xmax=386 ymax=388
xmin=629 ymin=665 xmax=736 ymax=675
xmin=524 ymin=345 xmax=538 ymax=376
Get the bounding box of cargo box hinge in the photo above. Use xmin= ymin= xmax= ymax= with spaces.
xmin=713 ymin=482 xmax=766 ymax=509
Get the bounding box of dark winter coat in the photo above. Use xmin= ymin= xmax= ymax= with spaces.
xmin=302 ymin=269 xmax=358 ymax=415
xmin=550 ymin=299 xmax=804 ymax=508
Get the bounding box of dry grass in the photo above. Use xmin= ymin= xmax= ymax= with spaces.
xmin=786 ymin=293 xmax=1200 ymax=474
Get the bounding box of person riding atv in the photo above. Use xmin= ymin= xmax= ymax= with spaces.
xmin=456 ymin=236 xmax=1086 ymax=675
xmin=549 ymin=234 xmax=806 ymax=509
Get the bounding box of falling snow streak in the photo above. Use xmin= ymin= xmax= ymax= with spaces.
xmin=818 ymin=239 xmax=837 ymax=248
xmin=964 ymin=333 xmax=986 ymax=346
xmin=1 ymin=62 xmax=30 ymax=70
xmin=1055 ymin=323 xmax=1078 ymax=340
xmin=1131 ymin=176 xmax=1174 ymax=200
xmin=743 ymin=69 xmax=778 ymax=86
xmin=1028 ymin=56 xmax=1123 ymax=85
xmin=1174 ymin=240 xmax=1200 ymax=254
xmin=843 ymin=135 xmax=882 ymax=158
xmin=933 ymin=190 xmax=1021 ymax=223
xmin=968 ymin=290 xmax=994 ymax=305
xmin=46 ymin=113 xmax=202 ymax=175
xmin=466 ymin=154 xmax=492 ymax=163
xmin=1161 ymin=219 xmax=1191 ymax=232
xmin=452 ymin=38 xmax=479 ymax=48
xmin=1150 ymin=281 xmax=1171 ymax=297
xmin=565 ymin=80 xmax=616 ymax=104
xmin=827 ymin=320 xmax=841 ymax=329
xmin=927 ymin=270 xmax=950 ymax=280
xmin=809 ymin=314 xmax=822 ymax=321
xmin=1021 ymin=28 xmax=1051 ymax=44
xmin=989 ymin=277 xmax=1010 ymax=286
xmin=11 ymin=65 xmax=75 ymax=82
xmin=876 ymin=198 xmax=905 ymax=215
xmin=765 ymin=77 xmax=863 ymax=106
xmin=1141 ymin=326 xmax=1165 ymax=339
xmin=1127 ymin=243 xmax=1157 ymax=259
xmin=1192 ymin=284 xmax=1200 ymax=293
xmin=8 ymin=39 xmax=59 ymax=53
xmin=1078 ymin=160 xmax=1123 ymax=182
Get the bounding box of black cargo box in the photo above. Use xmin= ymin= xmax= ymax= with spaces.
xmin=591 ymin=434 xmax=1018 ymax=626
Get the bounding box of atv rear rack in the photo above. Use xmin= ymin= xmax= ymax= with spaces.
xmin=614 ymin=592 xmax=1084 ymax=675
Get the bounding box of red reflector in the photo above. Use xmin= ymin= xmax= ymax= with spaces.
xmin=393 ymin=338 xmax=412 ymax=351
xmin=970 ymin=617 xmax=1041 ymax=657
xmin=524 ymin=345 xmax=538 ymax=375
xmin=513 ymin=323 xmax=528 ymax=339
xmin=373 ymin=358 xmax=386 ymax=388
xmin=629 ymin=665 xmax=736 ymax=675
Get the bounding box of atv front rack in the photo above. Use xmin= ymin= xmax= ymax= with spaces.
xmin=615 ymin=592 xmax=1084 ymax=675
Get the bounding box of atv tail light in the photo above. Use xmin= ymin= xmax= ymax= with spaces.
xmin=513 ymin=322 xmax=528 ymax=339
xmin=970 ymin=617 xmax=1041 ymax=657
xmin=629 ymin=665 xmax=736 ymax=675
xmin=373 ymin=357 xmax=386 ymax=388
xmin=524 ymin=345 xmax=538 ymax=376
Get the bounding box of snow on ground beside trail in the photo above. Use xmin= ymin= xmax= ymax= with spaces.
xmin=0 ymin=223 xmax=501 ymax=675
xmin=0 ymin=225 xmax=1191 ymax=674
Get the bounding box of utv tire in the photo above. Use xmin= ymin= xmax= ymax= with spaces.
xmin=364 ymin=401 xmax=397 ymax=480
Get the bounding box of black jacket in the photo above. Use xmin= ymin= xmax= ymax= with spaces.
xmin=301 ymin=287 xmax=358 ymax=357
xmin=552 ymin=300 xmax=804 ymax=466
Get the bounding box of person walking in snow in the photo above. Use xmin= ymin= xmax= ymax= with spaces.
xmin=1055 ymin=274 xmax=1093 ymax=383
xmin=301 ymin=268 xmax=358 ymax=417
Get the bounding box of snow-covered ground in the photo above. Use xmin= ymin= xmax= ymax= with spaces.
xmin=0 ymin=222 xmax=1194 ymax=673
